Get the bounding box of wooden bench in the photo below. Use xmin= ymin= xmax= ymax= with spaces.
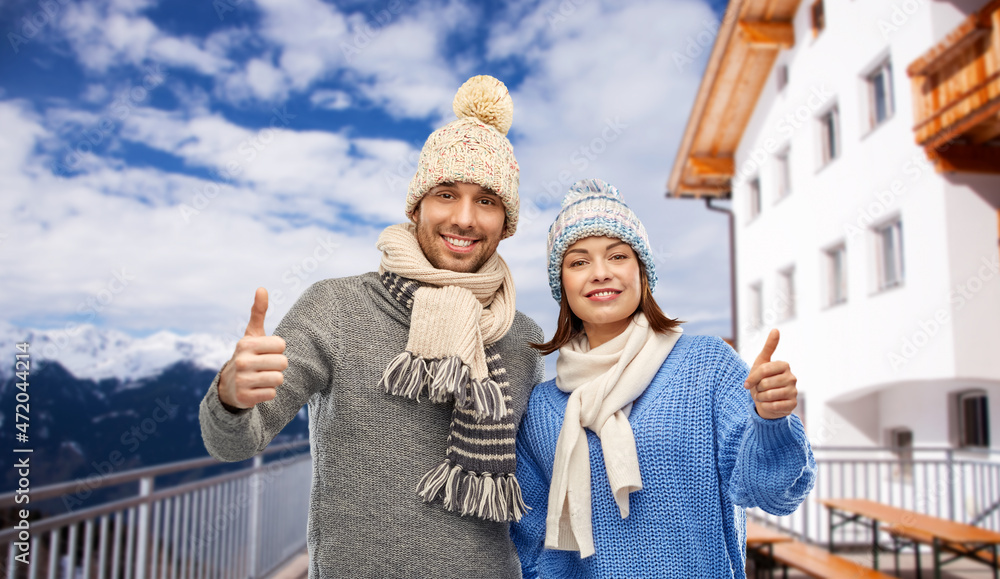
xmin=820 ymin=497 xmax=1000 ymax=578
xmin=745 ymin=521 xmax=895 ymax=579
xmin=768 ymin=540 xmax=898 ymax=579
xmin=886 ymin=523 xmax=998 ymax=576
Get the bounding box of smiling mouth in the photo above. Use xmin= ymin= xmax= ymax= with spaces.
xmin=442 ymin=235 xmax=479 ymax=252
xmin=586 ymin=289 xmax=622 ymax=299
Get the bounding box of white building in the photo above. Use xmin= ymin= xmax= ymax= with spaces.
xmin=668 ymin=0 xmax=1000 ymax=455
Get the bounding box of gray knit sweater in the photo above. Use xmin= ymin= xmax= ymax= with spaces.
xmin=199 ymin=272 xmax=545 ymax=579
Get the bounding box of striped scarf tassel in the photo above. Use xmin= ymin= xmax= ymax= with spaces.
xmin=380 ymin=353 xmax=506 ymax=420
xmin=416 ymin=460 xmax=529 ymax=523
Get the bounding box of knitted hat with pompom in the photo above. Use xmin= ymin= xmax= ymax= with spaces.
xmin=406 ymin=75 xmax=520 ymax=239
xmin=546 ymin=178 xmax=657 ymax=302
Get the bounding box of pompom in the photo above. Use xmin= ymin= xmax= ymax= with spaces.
xmin=562 ymin=178 xmax=623 ymax=208
xmin=452 ymin=75 xmax=513 ymax=136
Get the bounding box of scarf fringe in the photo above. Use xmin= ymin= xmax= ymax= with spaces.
xmin=416 ymin=460 xmax=529 ymax=523
xmin=381 ymin=352 xmax=507 ymax=420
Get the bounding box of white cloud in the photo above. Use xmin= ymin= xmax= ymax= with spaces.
xmin=242 ymin=0 xmax=465 ymax=120
xmin=0 ymin=101 xmax=384 ymax=338
xmin=310 ymin=89 xmax=352 ymax=110
xmin=58 ymin=0 xmax=232 ymax=75
xmin=117 ymin=106 xmax=412 ymax=225
xmin=2 ymin=0 xmax=737 ymax=367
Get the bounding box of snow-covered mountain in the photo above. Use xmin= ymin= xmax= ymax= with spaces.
xmin=0 ymin=322 xmax=308 ymax=502
xmin=0 ymin=320 xmax=233 ymax=382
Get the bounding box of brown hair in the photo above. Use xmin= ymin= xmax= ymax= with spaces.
xmin=530 ymin=259 xmax=683 ymax=355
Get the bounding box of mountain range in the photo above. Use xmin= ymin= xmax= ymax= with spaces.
xmin=0 ymin=322 xmax=309 ymax=508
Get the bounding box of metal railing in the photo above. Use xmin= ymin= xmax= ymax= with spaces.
xmin=0 ymin=441 xmax=310 ymax=579
xmin=750 ymin=446 xmax=1000 ymax=546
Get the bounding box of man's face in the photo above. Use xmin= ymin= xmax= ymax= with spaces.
xmin=412 ymin=182 xmax=506 ymax=273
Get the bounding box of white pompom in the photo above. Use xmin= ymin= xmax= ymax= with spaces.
xmin=452 ymin=75 xmax=513 ymax=136
xmin=562 ymin=178 xmax=622 ymax=207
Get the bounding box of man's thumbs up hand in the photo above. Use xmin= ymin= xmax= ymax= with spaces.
xmin=218 ymin=288 xmax=288 ymax=410
xmin=744 ymin=329 xmax=798 ymax=420
xmin=244 ymin=287 xmax=269 ymax=338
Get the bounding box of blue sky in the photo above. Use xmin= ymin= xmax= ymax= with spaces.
xmin=0 ymin=0 xmax=733 ymax=358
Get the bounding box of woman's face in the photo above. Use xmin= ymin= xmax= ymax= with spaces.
xmin=561 ymin=236 xmax=642 ymax=341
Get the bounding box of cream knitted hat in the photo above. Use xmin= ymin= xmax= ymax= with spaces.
xmin=406 ymin=75 xmax=520 ymax=239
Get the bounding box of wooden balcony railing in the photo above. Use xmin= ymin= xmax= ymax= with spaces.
xmin=908 ymin=0 xmax=1000 ymax=173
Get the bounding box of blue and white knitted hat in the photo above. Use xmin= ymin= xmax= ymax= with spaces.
xmin=546 ymin=178 xmax=657 ymax=301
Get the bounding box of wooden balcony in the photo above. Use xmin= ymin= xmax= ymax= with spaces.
xmin=908 ymin=0 xmax=1000 ymax=173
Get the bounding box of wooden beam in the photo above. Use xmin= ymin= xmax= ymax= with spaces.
xmin=672 ymin=182 xmax=732 ymax=198
xmin=738 ymin=20 xmax=795 ymax=49
xmin=965 ymin=116 xmax=1000 ymax=144
xmin=689 ymin=155 xmax=735 ymax=177
xmin=929 ymin=143 xmax=1000 ymax=174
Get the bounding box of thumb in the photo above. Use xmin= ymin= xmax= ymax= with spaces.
xmin=753 ymin=329 xmax=780 ymax=368
xmin=244 ymin=287 xmax=269 ymax=337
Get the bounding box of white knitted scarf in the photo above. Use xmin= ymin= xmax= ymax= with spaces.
xmin=545 ymin=313 xmax=682 ymax=557
xmin=376 ymin=223 xmax=517 ymax=420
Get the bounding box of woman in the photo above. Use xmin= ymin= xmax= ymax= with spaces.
xmin=510 ymin=178 xmax=816 ymax=578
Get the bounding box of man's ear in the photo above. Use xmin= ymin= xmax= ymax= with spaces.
xmin=411 ymin=198 xmax=422 ymax=222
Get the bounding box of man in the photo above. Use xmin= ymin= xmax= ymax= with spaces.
xmin=199 ymin=75 xmax=545 ymax=578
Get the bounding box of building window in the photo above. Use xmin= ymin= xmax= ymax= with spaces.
xmin=957 ymin=391 xmax=990 ymax=448
xmin=867 ymin=59 xmax=895 ymax=129
xmin=876 ymin=218 xmax=904 ymax=290
xmin=748 ymin=282 xmax=763 ymax=330
xmin=819 ymin=106 xmax=841 ymax=166
xmin=748 ymin=176 xmax=762 ymax=220
xmin=824 ymin=244 xmax=847 ymax=306
xmin=811 ymin=0 xmax=825 ymax=36
xmin=775 ymin=148 xmax=791 ymax=200
xmin=778 ymin=266 xmax=796 ymax=321
xmin=889 ymin=427 xmax=914 ymax=480
xmin=776 ymin=64 xmax=789 ymax=92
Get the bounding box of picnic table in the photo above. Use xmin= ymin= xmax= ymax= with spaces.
xmin=746 ymin=521 xmax=793 ymax=579
xmin=819 ymin=497 xmax=1000 ymax=579
xmin=746 ymin=519 xmax=896 ymax=579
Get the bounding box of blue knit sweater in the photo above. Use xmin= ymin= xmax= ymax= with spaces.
xmin=511 ymin=334 xmax=816 ymax=578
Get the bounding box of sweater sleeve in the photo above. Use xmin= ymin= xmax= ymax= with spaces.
xmin=510 ymin=396 xmax=551 ymax=579
xmin=713 ymin=340 xmax=816 ymax=516
xmin=199 ymin=281 xmax=339 ymax=461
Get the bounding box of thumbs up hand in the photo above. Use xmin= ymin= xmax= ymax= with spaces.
xmin=218 ymin=288 xmax=288 ymax=410
xmin=744 ymin=329 xmax=798 ymax=420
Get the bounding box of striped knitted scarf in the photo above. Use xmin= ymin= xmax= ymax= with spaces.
xmin=376 ymin=223 xmax=527 ymax=522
